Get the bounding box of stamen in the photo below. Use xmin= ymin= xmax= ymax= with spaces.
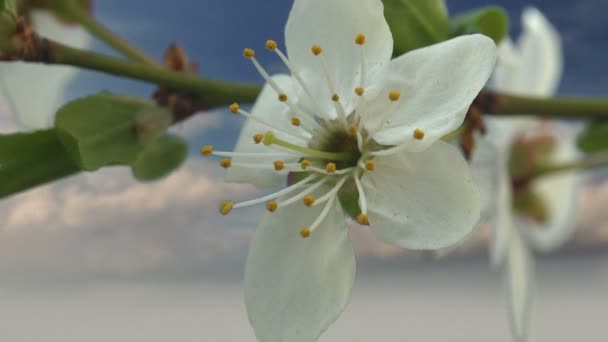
xmin=291 ymin=117 xmax=301 ymax=127
xmin=355 ymin=87 xmax=365 ymax=96
xmin=313 ymin=175 xmax=349 ymax=206
xmin=265 ymin=40 xmax=277 ymax=51
xmin=356 ymin=33 xmax=367 ymax=88
xmin=230 ymin=174 xmax=319 ymax=210
xmin=303 ymin=195 xmax=315 ymax=207
xmin=368 ymin=90 xmax=402 ymax=136
xmin=302 ymin=195 xmax=338 ymax=238
xmin=325 ymin=162 xmax=337 ymax=173
xmin=263 ymin=131 xmax=353 ymax=161
xmin=347 ymin=124 xmax=358 ymax=136
xmin=370 ymin=142 xmax=409 ymax=157
xmin=201 ymin=145 xmax=213 ymax=156
xmin=219 ymin=201 xmax=234 ymax=215
xmin=278 ymin=93 xmax=288 ymax=102
xmin=220 ymin=158 xmax=232 ymax=168
xmin=278 ymin=176 xmax=330 ymax=207
xmin=253 ymin=133 xmax=264 ymax=144
xmin=233 ymin=106 xmax=310 ymax=141
xmin=353 ymin=170 xmax=368 ymax=215
xmin=300 ymin=159 xmax=312 ymax=169
xmin=207 ymin=150 xmax=295 ymax=158
xmin=302 ymin=166 xmax=355 ymax=176
xmin=355 ymin=33 xmax=366 ymax=45
xmin=388 ymin=91 xmax=401 ymax=102
xmin=266 ymin=200 xmax=278 ymax=213
xmin=357 ymin=213 xmax=369 ymax=225
xmin=311 ymin=44 xmax=348 ymax=126
xmin=300 ymin=227 xmax=311 ymax=238
xmin=243 ymin=48 xmax=255 ymax=59
xmin=364 ymin=159 xmax=375 ymax=171
xmin=273 ymin=160 xmax=285 ymax=171
xmin=229 ymin=103 xmax=240 ymax=114
xmin=413 ymin=129 xmax=425 ymax=140
xmin=311 ymin=45 xmax=323 ymax=56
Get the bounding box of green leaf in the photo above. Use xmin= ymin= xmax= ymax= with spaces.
xmin=0 ymin=0 xmax=18 ymax=53
xmin=449 ymin=6 xmax=509 ymax=44
xmin=55 ymin=92 xmax=172 ymax=171
xmin=0 ymin=129 xmax=80 ymax=198
xmin=382 ymin=0 xmax=449 ymax=56
xmin=577 ymin=122 xmax=608 ymax=153
xmin=131 ymin=134 xmax=188 ymax=182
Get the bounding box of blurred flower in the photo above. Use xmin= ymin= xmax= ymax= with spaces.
xmin=473 ymin=6 xmax=579 ymax=342
xmin=203 ymin=0 xmax=496 ymax=340
xmin=0 ymin=9 xmax=90 ymax=129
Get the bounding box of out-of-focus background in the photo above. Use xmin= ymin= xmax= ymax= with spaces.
xmin=1 ymin=0 xmax=607 ymax=341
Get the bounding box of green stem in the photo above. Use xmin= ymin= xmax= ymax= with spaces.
xmin=487 ymin=92 xmax=608 ymax=119
xmin=51 ymin=42 xmax=261 ymax=107
xmin=61 ymin=2 xmax=159 ymax=65
xmin=534 ymin=152 xmax=608 ymax=178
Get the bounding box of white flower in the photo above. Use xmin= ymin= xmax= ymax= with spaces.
xmin=474 ymin=6 xmax=579 ymax=342
xmin=0 ymin=10 xmax=91 ymax=129
xmin=203 ymin=0 xmax=496 ymax=340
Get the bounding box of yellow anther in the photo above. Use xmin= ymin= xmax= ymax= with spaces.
xmin=325 ymin=162 xmax=337 ymax=173
xmin=220 ymin=158 xmax=232 ymax=169
xmin=389 ymin=91 xmax=401 ymax=102
xmin=348 ymin=124 xmax=358 ymax=136
xmin=365 ymin=159 xmax=375 ymax=171
xmin=253 ymin=133 xmax=264 ymax=144
xmin=265 ymin=40 xmax=278 ymax=51
xmin=355 ymin=33 xmax=366 ymax=45
xmin=291 ymin=117 xmax=301 ymax=126
xmin=303 ymin=195 xmax=315 ymax=207
xmin=413 ymin=128 xmax=425 ymax=140
xmin=278 ymin=93 xmax=288 ymax=102
xmin=229 ymin=102 xmax=240 ymax=114
xmin=266 ymin=200 xmax=278 ymax=213
xmin=219 ymin=201 xmax=234 ymax=215
xmin=311 ymin=45 xmax=322 ymax=56
xmin=300 ymin=227 xmax=311 ymax=238
xmin=300 ymin=159 xmax=312 ymax=169
xmin=273 ymin=160 xmax=285 ymax=171
xmin=200 ymin=145 xmax=213 ymax=156
xmin=331 ymin=93 xmax=340 ymax=102
xmin=357 ymin=213 xmax=369 ymax=225
xmin=355 ymin=87 xmax=365 ymax=96
xmin=243 ymin=48 xmax=255 ymax=59
xmin=263 ymin=131 xmax=276 ymax=146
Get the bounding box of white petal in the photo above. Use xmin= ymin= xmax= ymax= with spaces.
xmin=225 ymin=75 xmax=302 ymax=188
xmin=367 ymin=35 xmax=496 ymax=151
xmin=489 ymin=166 xmax=514 ymax=268
xmin=525 ymin=123 xmax=581 ymax=252
xmin=491 ymin=38 xmax=525 ymax=92
xmin=245 ymin=195 xmax=355 ymax=342
xmin=505 ymin=225 xmax=535 ymax=342
xmin=362 ymin=141 xmax=480 ymax=250
xmin=285 ymin=0 xmax=392 ymax=119
xmin=0 ymin=11 xmax=91 ymax=129
xmin=517 ymin=7 xmax=563 ymax=96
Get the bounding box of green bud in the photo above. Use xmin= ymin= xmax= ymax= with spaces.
xmin=0 ymin=0 xmax=19 ymax=53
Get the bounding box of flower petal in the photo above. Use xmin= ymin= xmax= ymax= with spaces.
xmin=505 ymin=224 xmax=535 ymax=342
xmin=489 ymin=166 xmax=514 ymax=268
xmin=362 ymin=140 xmax=480 ymax=250
xmin=0 ymin=11 xmax=90 ymax=129
xmin=517 ymin=6 xmax=563 ymax=96
xmin=225 ymin=75 xmax=302 ymax=188
xmin=245 ymin=195 xmax=355 ymax=342
xmin=285 ymin=0 xmax=392 ymax=119
xmin=366 ymin=34 xmax=496 ymax=151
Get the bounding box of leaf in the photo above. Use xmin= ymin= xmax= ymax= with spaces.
xmin=577 ymin=122 xmax=608 ymax=153
xmin=0 ymin=129 xmax=80 ymax=198
xmin=131 ymin=134 xmax=188 ymax=182
xmin=449 ymin=6 xmax=510 ymax=44
xmin=55 ymin=92 xmax=172 ymax=171
xmin=0 ymin=0 xmax=18 ymax=52
xmin=382 ymin=0 xmax=449 ymax=56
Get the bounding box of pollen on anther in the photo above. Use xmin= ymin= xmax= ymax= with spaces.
xmin=326 ymin=162 xmax=337 ymax=173
xmin=291 ymin=117 xmax=301 ymax=126
xmin=331 ymin=93 xmax=340 ymax=102
xmin=219 ymin=201 xmax=234 ymax=215
xmin=348 ymin=124 xmax=358 ymax=136
xmin=278 ymin=93 xmax=288 ymax=102
xmin=229 ymin=102 xmax=240 ymax=114
xmin=220 ymin=158 xmax=232 ymax=169
xmin=243 ymin=48 xmax=255 ymax=59
xmin=253 ymin=133 xmax=264 ymax=144
xmin=357 ymin=213 xmax=369 ymax=225
xmin=365 ymin=159 xmax=375 ymax=171
xmin=388 ymin=91 xmax=401 ymax=102
xmin=413 ymin=129 xmax=425 ymax=140
xmin=273 ymin=160 xmax=285 ymax=171
xmin=355 ymin=33 xmax=366 ymax=45
xmin=303 ymin=195 xmax=315 ymax=207
xmin=355 ymin=87 xmax=365 ymax=96
xmin=300 ymin=159 xmax=312 ymax=169
xmin=311 ymin=45 xmax=322 ymax=56
xmin=300 ymin=227 xmax=311 ymax=238
xmin=200 ymin=145 xmax=213 ymax=156
xmin=266 ymin=200 xmax=278 ymax=213
xmin=265 ymin=40 xmax=277 ymax=51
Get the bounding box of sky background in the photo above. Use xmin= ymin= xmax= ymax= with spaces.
xmin=1 ymin=0 xmax=608 ymax=341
